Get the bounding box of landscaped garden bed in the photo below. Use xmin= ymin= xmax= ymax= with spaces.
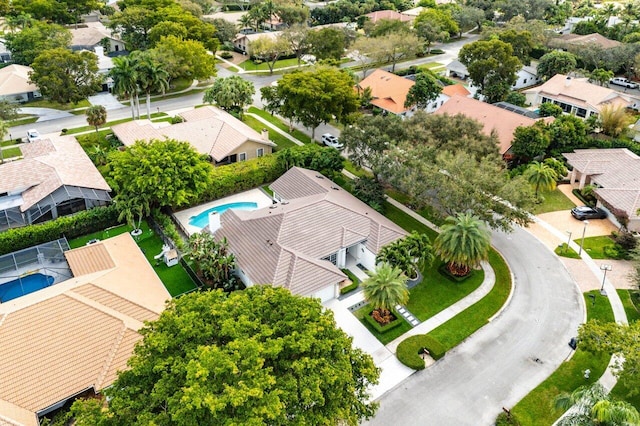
xmin=352 ymin=304 xmax=412 ymax=345
xmin=396 ymin=334 xmax=446 ymax=370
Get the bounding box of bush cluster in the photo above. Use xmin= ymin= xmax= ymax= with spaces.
xmin=151 ymin=209 xmax=186 ymax=252
xmin=0 ymin=205 xmax=120 ymax=256
xmin=396 ymin=334 xmax=446 ymax=370
xmin=363 ymin=308 xmax=404 ymax=333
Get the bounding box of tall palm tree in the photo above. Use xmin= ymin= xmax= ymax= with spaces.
xmin=433 ymin=213 xmax=491 ymax=277
xmin=110 ymin=56 xmax=139 ymax=119
xmin=85 ymin=105 xmax=107 ymax=136
xmin=132 ymin=52 xmax=169 ymax=119
xmin=526 ymin=161 xmax=558 ymax=198
xmin=362 ymin=263 xmax=408 ymax=325
xmin=377 ymin=232 xmax=434 ymax=279
xmin=555 ymin=382 xmax=640 ymax=426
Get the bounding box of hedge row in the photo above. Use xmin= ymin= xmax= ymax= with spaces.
xmin=0 ymin=205 xmax=121 ymax=256
xmin=363 ymin=308 xmax=405 ymax=333
xmin=396 ymin=334 xmax=446 ymax=370
xmin=151 ymin=209 xmax=186 ymax=252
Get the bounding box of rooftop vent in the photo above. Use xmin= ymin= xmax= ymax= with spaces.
xmin=315 ymin=175 xmax=324 ymax=179
xmin=269 ymin=204 xmax=278 ymax=209
xmin=330 ymin=186 xmax=340 ymax=191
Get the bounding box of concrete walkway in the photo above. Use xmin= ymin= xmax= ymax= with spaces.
xmin=17 ymin=107 xmax=73 ymax=122
xmin=244 ymin=113 xmax=304 ymax=146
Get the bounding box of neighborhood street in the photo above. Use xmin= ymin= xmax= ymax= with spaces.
xmin=366 ymin=226 xmax=584 ymax=425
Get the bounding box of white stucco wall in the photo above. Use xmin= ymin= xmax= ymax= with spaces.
xmin=359 ymin=245 xmax=378 ymax=271
xmin=311 ymin=284 xmax=338 ymax=302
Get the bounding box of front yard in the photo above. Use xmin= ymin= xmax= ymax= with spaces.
xmin=532 ymin=188 xmax=576 ymax=214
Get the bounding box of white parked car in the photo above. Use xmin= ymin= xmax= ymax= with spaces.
xmin=26 ymin=129 xmax=41 ymax=143
xmin=610 ymin=77 xmax=638 ymax=89
xmin=321 ymin=133 xmax=343 ymax=149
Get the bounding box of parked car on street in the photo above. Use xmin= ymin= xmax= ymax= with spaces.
xmin=321 ymin=133 xmax=343 ymax=149
xmin=571 ymin=206 xmax=608 ymax=220
xmin=610 ymin=77 xmax=639 ymax=89
xmin=26 ymin=129 xmax=41 ymax=143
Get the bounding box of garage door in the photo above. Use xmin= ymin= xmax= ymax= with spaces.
xmin=312 ymin=285 xmax=336 ymax=303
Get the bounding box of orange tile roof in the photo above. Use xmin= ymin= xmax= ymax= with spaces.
xmin=357 ymin=69 xmax=415 ymax=115
xmin=364 ymin=10 xmax=413 ymax=23
xmin=435 ymin=95 xmax=543 ymax=154
xmin=0 ymin=233 xmax=170 ymax=425
xmin=442 ymin=84 xmax=470 ymax=97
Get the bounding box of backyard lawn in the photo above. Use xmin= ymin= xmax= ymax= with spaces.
xmin=68 ymin=221 xmax=197 ymax=297
xmin=510 ymin=290 xmax=614 ymax=426
xmin=532 ymin=188 xmax=576 ymax=214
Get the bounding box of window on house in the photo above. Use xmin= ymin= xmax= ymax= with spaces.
xmin=576 ymin=108 xmax=587 ymax=118
xmin=239 ymin=152 xmax=247 ymax=161
xmin=322 ymin=253 xmax=337 ymax=265
xmin=257 ymin=148 xmax=264 ymax=157
xmin=523 ymin=78 xmax=527 ymax=84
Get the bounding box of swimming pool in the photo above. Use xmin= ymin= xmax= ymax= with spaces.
xmin=189 ymin=202 xmax=258 ymax=229
xmin=0 ymin=273 xmax=55 ymax=302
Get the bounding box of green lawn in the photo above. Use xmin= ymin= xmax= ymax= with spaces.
xmin=579 ymin=235 xmax=616 ymax=259
xmin=68 ymin=221 xmax=197 ymax=297
xmin=532 ymin=188 xmax=576 ymax=214
xmin=22 ymin=98 xmax=90 ymax=110
xmin=617 ymin=289 xmax=640 ymax=323
xmin=510 ymin=290 xmax=614 ymax=426
xmin=407 ymin=263 xmax=484 ymax=321
xmin=7 ymin=116 xmax=38 ymax=127
xmin=425 ymin=249 xmax=511 ymax=350
xmin=382 ymin=200 xmax=438 ymax=241
xmin=239 ymin=57 xmax=301 ymax=71
xmin=555 ymin=243 xmax=581 ymax=259
xmin=242 ymin=115 xmax=298 ymax=149
xmin=65 ymin=112 xmax=167 ymax=134
xmin=1 ymin=147 xmax=21 ymax=159
xmin=247 ymin=107 xmax=312 ymax=144
xmin=353 ymin=305 xmax=413 ymax=344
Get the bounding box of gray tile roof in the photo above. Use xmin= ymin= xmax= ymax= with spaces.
xmin=214 ymin=167 xmax=407 ymax=297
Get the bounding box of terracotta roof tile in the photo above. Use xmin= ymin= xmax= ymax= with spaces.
xmin=65 ymin=244 xmax=115 ymax=276
xmin=357 ymin=69 xmax=414 ymax=114
xmin=364 ymin=10 xmax=413 ymax=23
xmin=442 ymin=84 xmax=470 ymax=97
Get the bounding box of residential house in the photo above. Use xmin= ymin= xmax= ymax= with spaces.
xmin=0 ymin=135 xmax=112 ymax=232
xmin=0 ymin=233 xmax=170 ymax=425
xmin=233 ymin=31 xmax=282 ymax=56
xmin=435 ymin=95 xmax=553 ymax=159
xmin=212 ymin=167 xmax=407 ymax=302
xmin=69 ymin=22 xmax=125 ymax=53
xmin=556 ymin=16 xmax=592 ymax=34
xmin=0 ymin=64 xmax=40 ymax=103
xmin=357 ymin=69 xmax=415 ymax=116
xmin=551 ymin=33 xmax=622 ymax=50
xmin=446 ymin=60 xmax=540 ymax=89
xmin=445 ymin=60 xmax=469 ymax=80
xmin=362 ymin=10 xmax=414 ymax=24
xmin=424 ymin=83 xmax=470 ymax=113
xmin=111 ymin=106 xmax=276 ymax=165
xmin=564 ymin=148 xmax=640 ymax=231
xmin=0 ymin=39 xmax=11 ymax=63
xmin=524 ymin=74 xmax=632 ymax=119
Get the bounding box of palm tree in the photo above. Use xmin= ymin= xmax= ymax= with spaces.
xmin=555 ymin=382 xmax=640 ymax=426
xmin=526 ymin=161 xmax=558 ymax=199
xmin=362 ymin=263 xmax=408 ymax=325
xmin=85 ymin=105 xmax=107 ymax=136
xmin=110 ymin=56 xmax=139 ymax=119
xmin=116 ymin=194 xmax=150 ymax=234
xmin=132 ymin=52 xmax=169 ymax=119
xmin=433 ymin=213 xmax=491 ymax=277
xmin=377 ymin=232 xmax=434 ymax=279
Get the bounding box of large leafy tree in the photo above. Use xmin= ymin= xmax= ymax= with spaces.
xmin=414 ymin=7 xmax=459 ymax=36
xmin=377 ymin=232 xmax=434 ymax=279
xmin=491 ymin=29 xmax=535 ymax=65
xmin=187 ymin=232 xmax=237 ymax=290
xmin=459 ymin=38 xmax=521 ymax=103
xmin=433 ymin=213 xmax=491 ymax=277
xmin=4 ymin=21 xmax=71 ymax=65
xmin=307 ymin=27 xmax=347 ymax=61
xmin=261 ymin=66 xmax=359 ymax=138
xmin=282 ymin=24 xmax=311 ymax=66
xmin=250 ymin=35 xmax=291 ymax=74
xmin=510 ymin=122 xmax=551 ymax=160
xmin=415 ymin=17 xmax=450 ymax=53
xmin=85 ymin=105 xmax=107 ymax=136
xmin=151 ymin=36 xmax=216 ymax=81
xmin=29 ymin=48 xmax=102 ymax=104
xmin=109 ymin=139 xmax=213 ymax=209
xmin=555 ymin=383 xmax=640 ymax=426
xmin=203 ymin=76 xmax=255 ymax=115
xmin=547 ymin=114 xmax=589 ymax=151
xmin=73 ymin=287 xmax=380 ymax=425
xmin=526 ymin=161 xmax=558 ymax=198
xmin=108 ymin=6 xmax=158 ymax=50
xmin=405 ymin=72 xmax=442 ymax=109
xmin=537 ymin=50 xmax=578 ymax=81
xmin=363 ymin=263 xmax=409 ymax=324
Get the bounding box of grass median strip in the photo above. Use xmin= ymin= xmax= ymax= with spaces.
xmin=247 ymin=107 xmax=312 ymax=144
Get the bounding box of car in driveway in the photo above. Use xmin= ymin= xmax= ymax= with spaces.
xmin=321 ymin=133 xmax=343 ymax=149
xmin=26 ymin=129 xmax=41 ymax=143
xmin=571 ymin=206 xmax=608 ymax=220
xmin=610 ymin=77 xmax=639 ymax=89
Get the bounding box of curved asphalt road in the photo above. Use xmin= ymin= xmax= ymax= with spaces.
xmin=366 ymin=226 xmax=584 ymax=425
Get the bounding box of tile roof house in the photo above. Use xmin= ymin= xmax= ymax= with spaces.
xmin=446 ymin=61 xmax=540 ymax=90
xmin=435 ymin=95 xmax=553 ymax=158
xmin=356 ymin=69 xmax=415 ymax=116
xmin=424 ymin=83 xmax=471 ymax=113
xmin=0 ymin=64 xmax=41 ymax=103
xmin=69 ymin=22 xmax=125 ymax=53
xmin=564 ymin=148 xmax=640 ymax=231
xmin=0 ymin=233 xmax=170 ymax=425
xmin=212 ymin=167 xmax=407 ymax=302
xmin=233 ymin=31 xmax=282 ymax=56
xmin=524 ymin=74 xmax=632 ymax=119
xmin=0 ymin=135 xmax=111 ymax=232
xmin=552 ymin=33 xmax=622 ymax=50
xmin=363 ymin=10 xmax=414 ymax=23
xmin=111 ymin=106 xmax=276 ymax=165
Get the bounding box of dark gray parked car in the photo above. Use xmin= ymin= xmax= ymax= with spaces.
xmin=571 ymin=206 xmax=607 ymax=220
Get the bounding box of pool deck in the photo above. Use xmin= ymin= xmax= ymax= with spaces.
xmin=174 ymin=188 xmax=274 ymax=235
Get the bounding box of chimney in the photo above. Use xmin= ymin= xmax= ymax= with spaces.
xmin=94 ymin=46 xmax=105 ymax=57
xmin=261 ymin=128 xmax=269 ymax=141
xmin=208 ymin=211 xmax=221 ymax=233
xmin=565 ymin=76 xmax=571 ymax=87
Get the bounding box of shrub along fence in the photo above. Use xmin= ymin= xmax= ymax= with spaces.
xmin=0 ymin=205 xmax=120 ymax=256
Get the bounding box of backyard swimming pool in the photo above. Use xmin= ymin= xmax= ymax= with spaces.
xmin=188 ymin=202 xmax=258 ymax=229
xmin=0 ymin=273 xmax=55 ymax=302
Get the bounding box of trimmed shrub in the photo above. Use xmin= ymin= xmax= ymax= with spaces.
xmin=396 ymin=334 xmax=446 ymax=370
xmin=340 ymin=281 xmax=358 ymax=295
xmin=152 ymin=209 xmax=186 ymax=252
xmin=363 ymin=308 xmax=405 ymax=333
xmin=0 ymin=205 xmax=120 ymax=255
xmin=219 ymin=51 xmax=233 ymax=59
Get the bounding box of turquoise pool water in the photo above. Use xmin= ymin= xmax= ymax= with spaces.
xmin=0 ymin=273 xmax=55 ymax=302
xmin=189 ymin=202 xmax=258 ymax=229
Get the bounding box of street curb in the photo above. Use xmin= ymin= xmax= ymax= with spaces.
xmin=487 ymin=249 xmax=515 ymax=323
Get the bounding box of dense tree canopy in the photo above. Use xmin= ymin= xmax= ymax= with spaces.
xmin=537 ymin=50 xmax=578 ymax=81
xmin=151 ymin=36 xmax=217 ymax=81
xmin=4 ymin=21 xmax=71 ymax=65
xmin=203 ymin=76 xmax=255 ymax=114
xmin=109 ymin=139 xmax=213 ymax=210
xmin=75 ymin=287 xmax=379 ymax=425
xmin=405 ymin=73 xmax=442 ymax=109
xmin=510 ymin=121 xmax=550 ymax=160
xmin=307 ymin=27 xmax=347 ymax=61
xmin=29 ymin=48 xmax=102 ymax=104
